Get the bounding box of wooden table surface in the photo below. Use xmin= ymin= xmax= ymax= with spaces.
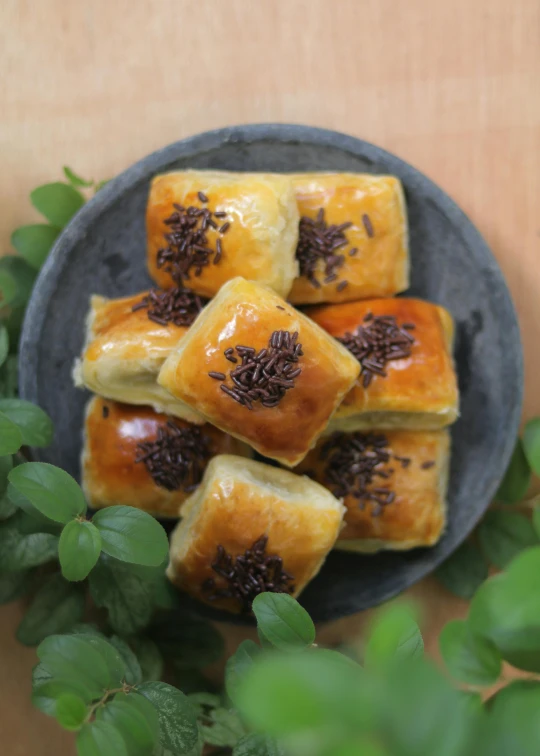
xmin=1 ymin=1 xmax=539 ymax=753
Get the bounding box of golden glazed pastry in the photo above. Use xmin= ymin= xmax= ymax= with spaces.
xmin=307 ymin=297 xmax=459 ymax=431
xmin=81 ymin=397 xmax=250 ymax=517
xmin=73 ymin=290 xmax=205 ymax=423
xmin=287 ymin=173 xmax=409 ymax=304
xmin=295 ymin=429 xmax=450 ymax=552
xmin=146 ymin=170 xmax=299 ymax=298
xmin=157 ymin=277 xmax=360 ymax=467
xmin=167 ymin=454 xmax=345 ymax=613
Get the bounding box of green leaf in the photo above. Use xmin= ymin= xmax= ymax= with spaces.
xmin=533 ymin=506 xmax=540 ymax=539
xmin=200 ymin=706 xmax=245 ymax=747
xmin=173 ymin=668 xmax=217 ymax=696
xmin=11 ymin=224 xmax=61 ymax=269
xmin=478 ymin=510 xmax=539 ymax=569
xmin=129 ymin=637 xmax=162 ymax=682
xmin=55 ymin=692 xmax=87 ymax=731
xmin=31 ymin=182 xmax=84 ymax=227
xmin=435 ymin=541 xmax=489 ymax=599
xmin=225 ymin=640 xmax=261 ymax=703
xmin=0 ymin=518 xmax=58 ymax=570
xmin=9 ymin=462 xmax=87 ymax=523
xmin=76 ymin=634 xmax=126 ymax=688
xmin=0 ymin=268 xmax=17 ymax=305
xmin=496 ymin=438 xmax=531 ymax=504
xmin=149 ymin=612 xmax=224 ymax=669
xmin=0 ymin=399 xmax=53 ymax=447
xmin=233 ymin=735 xmax=285 ymax=756
xmin=469 ymin=546 xmax=540 ymax=672
xmin=0 ymin=255 xmax=37 ymax=307
xmin=69 ymin=623 xmax=106 ymax=638
xmin=9 ymin=501 xmax=63 ymax=534
xmin=37 ymin=634 xmax=112 ymax=699
xmin=139 ymin=681 xmax=200 ymax=754
xmin=0 ymin=492 xmax=17 ymax=520
xmin=32 ymin=676 xmax=95 ymax=717
xmin=98 ymin=692 xmax=159 ymax=756
xmin=89 ymin=555 xmax=157 ymax=635
xmin=523 ymin=418 xmax=540 ymax=476
xmin=252 ymin=593 xmax=315 ymax=651
xmin=16 ymin=573 xmax=85 ymax=646
xmin=0 ymin=325 xmax=8 ymax=367
xmin=63 ymin=166 xmax=94 ymax=188
xmin=0 ymin=354 xmax=18 ymax=399
xmin=59 ymin=519 xmax=101 ymax=581
xmin=108 ymin=636 xmax=143 ymax=685
xmin=93 ymin=506 xmax=169 ymax=566
xmin=484 ymin=681 xmax=540 ymax=756
xmin=77 ymin=720 xmax=128 ymax=756
xmin=0 ymin=454 xmax=13 ymax=499
xmin=0 ymin=411 xmax=22 ymax=454
xmin=364 ymin=603 xmax=424 ymax=667
xmin=0 ymin=568 xmax=33 ymax=604
xmin=439 ymin=619 xmax=501 ymax=686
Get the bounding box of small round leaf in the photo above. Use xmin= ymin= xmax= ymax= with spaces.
xmin=0 ymin=568 xmax=33 ymax=604
xmin=435 ymin=541 xmax=488 ymax=599
xmin=364 ymin=603 xmax=424 ymax=667
xmin=0 ymin=399 xmax=54 ymax=448
xmin=37 ymin=634 xmax=112 ymax=699
xmin=138 ymin=681 xmax=200 ymax=754
xmin=0 ymin=269 xmax=17 ymax=306
xmin=440 ymin=619 xmax=501 ymax=686
xmin=77 ymin=720 xmax=128 ymax=756
xmin=97 ymin=693 xmax=159 ymax=755
xmin=0 ymin=518 xmax=58 ymax=571
xmin=30 ymin=182 xmax=84 ymax=227
xmin=108 ymin=636 xmax=143 ymax=685
xmin=0 ymin=325 xmax=8 ymax=367
xmin=523 ymin=418 xmax=540 ymax=476
xmin=226 ymin=640 xmax=261 ymax=703
xmin=11 ymin=224 xmax=60 ymax=269
xmin=0 ymin=411 xmax=22 ymax=455
xmin=128 ymin=636 xmax=162 ymax=682
xmin=17 ymin=574 xmax=85 ymax=646
xmin=55 ymin=692 xmax=87 ymax=731
xmin=0 ymin=454 xmax=13 ymax=499
xmin=479 ymin=510 xmax=539 ymax=569
xmin=0 ymin=255 xmax=36 ymax=307
xmin=495 ymin=439 xmax=531 ymax=504
xmin=251 ymin=593 xmax=315 ymax=651
xmin=533 ymin=507 xmax=540 ymax=539
xmin=8 ymin=462 xmax=87 ymax=523
xmin=59 ymin=520 xmax=101 ymax=581
xmin=63 ymin=166 xmax=94 ymax=188
xmin=92 ymin=506 xmax=168 ymax=566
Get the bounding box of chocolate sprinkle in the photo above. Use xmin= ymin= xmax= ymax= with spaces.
xmin=296 ymin=208 xmax=352 ymax=288
xmin=421 ymin=460 xmax=435 ymax=470
xmin=322 ymin=431 xmax=396 ymax=516
xmin=211 ymin=330 xmax=303 ymax=410
xmin=132 ymin=286 xmax=208 ymax=327
xmin=362 ymin=213 xmax=374 ymax=238
xmin=156 ymin=195 xmax=230 ymax=283
xmin=135 ymin=422 xmax=211 ymax=492
xmin=338 ymin=313 xmax=415 ymax=388
xmin=202 ymin=535 xmax=294 ymax=612
xmin=102 ymin=405 xmax=109 ymax=419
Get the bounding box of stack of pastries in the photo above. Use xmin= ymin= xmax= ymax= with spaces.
xmin=74 ymin=170 xmax=459 ymax=614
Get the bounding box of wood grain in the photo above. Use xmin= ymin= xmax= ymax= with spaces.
xmin=1 ymin=1 xmax=538 ymax=752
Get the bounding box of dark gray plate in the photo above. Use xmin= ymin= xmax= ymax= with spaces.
xmin=19 ymin=124 xmax=522 ymax=623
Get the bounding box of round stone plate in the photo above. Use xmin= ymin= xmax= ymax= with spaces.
xmin=19 ymin=124 xmax=522 ymax=623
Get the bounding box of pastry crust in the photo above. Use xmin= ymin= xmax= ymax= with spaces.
xmin=295 ymin=429 xmax=449 ymax=552
xmin=287 ymin=173 xmax=409 ymax=304
xmin=167 ymin=454 xmax=345 ymax=612
xmin=81 ymin=397 xmax=250 ymax=517
xmin=307 ymin=298 xmax=459 ymax=431
xmin=146 ymin=170 xmax=299 ymax=298
xmin=73 ymin=292 xmax=203 ymax=423
xmin=157 ymin=277 xmax=360 ymax=466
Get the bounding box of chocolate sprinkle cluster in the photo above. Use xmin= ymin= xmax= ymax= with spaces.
xmin=338 ymin=313 xmax=415 ymax=388
xmin=322 ymin=431 xmax=396 ymax=516
xmin=297 ymin=208 xmax=351 ymax=290
xmin=208 ymin=330 xmax=304 ymax=410
xmin=157 ymin=191 xmax=230 ymax=282
xmin=132 ymin=286 xmax=208 ymax=327
xmin=202 ymin=535 xmax=294 ymax=612
xmin=135 ymin=421 xmax=211 ymax=491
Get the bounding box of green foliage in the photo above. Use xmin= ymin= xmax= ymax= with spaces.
xmin=56 ymin=692 xmax=88 ymax=730
xmin=0 ymin=399 xmax=54 ymax=447
xmin=0 ymin=325 xmax=8 ymax=366
xmin=523 ymin=417 xmax=540 ymax=475
xmin=17 ymin=573 xmax=85 ymax=646
xmin=0 ymin=567 xmax=34 ymax=604
xmin=63 ymin=166 xmax=94 ymax=188
xmin=77 ymin=721 xmax=128 ymax=756
xmin=252 ymin=593 xmax=316 ymax=651
xmin=233 ymin=734 xmax=285 ymax=756
xmin=108 ymin=636 xmax=143 ymax=685
xmin=478 ymin=510 xmax=539 ymax=569
xmin=0 ymin=515 xmax=58 ymax=570
xmin=31 ymin=182 xmax=85 ymax=227
xmin=139 ymin=681 xmax=200 ymax=754
xmin=0 ymin=454 xmax=13 ymax=499
xmin=9 ymin=462 xmax=87 ymax=523
xmin=129 ymin=637 xmax=163 ymax=682
xmin=97 ymin=692 xmax=160 ymax=755
xmin=0 ymin=411 xmax=22 ymax=454
xmin=439 ymin=619 xmax=501 ymax=686
xmin=435 ymin=541 xmax=488 ymax=599
xmin=226 ymin=640 xmax=261 ymax=704
xmin=364 ymin=602 xmax=424 ymax=667
xmin=495 ymin=438 xmax=531 ymax=504
xmin=149 ymin=611 xmax=225 ymax=669
xmin=59 ymin=520 xmax=101 ymax=581
xmin=92 ymin=505 xmax=169 ymax=566
xmin=11 ymin=224 xmax=61 ymax=270
xmin=0 ymin=256 xmax=36 ymax=308
xmin=534 ymin=505 xmax=540 ymax=538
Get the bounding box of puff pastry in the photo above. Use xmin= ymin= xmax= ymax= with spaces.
xmin=157 ymin=277 xmax=360 ymax=466
xmin=81 ymin=397 xmax=250 ymax=517
xmin=146 ymin=170 xmax=299 ymax=298
xmin=287 ymin=173 xmax=409 ymax=304
xmin=307 ymin=297 xmax=459 ymax=431
xmin=73 ymin=291 xmax=204 ymax=423
xmin=295 ymin=429 xmax=449 ymax=552
xmin=167 ymin=454 xmax=345 ymax=612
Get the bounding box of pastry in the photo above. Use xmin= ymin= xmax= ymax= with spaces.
xmin=287 ymin=173 xmax=409 ymax=304
xmin=81 ymin=397 xmax=250 ymax=517
xmin=157 ymin=277 xmax=360 ymax=466
xmin=146 ymin=170 xmax=299 ymax=298
xmin=73 ymin=289 xmax=207 ymax=422
xmin=295 ymin=429 xmax=450 ymax=551
xmin=167 ymin=454 xmax=345 ymax=612
xmin=307 ymin=297 xmax=459 ymax=431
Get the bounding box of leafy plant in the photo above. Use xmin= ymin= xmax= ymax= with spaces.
xmin=1 ymin=167 xmax=539 ymax=755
